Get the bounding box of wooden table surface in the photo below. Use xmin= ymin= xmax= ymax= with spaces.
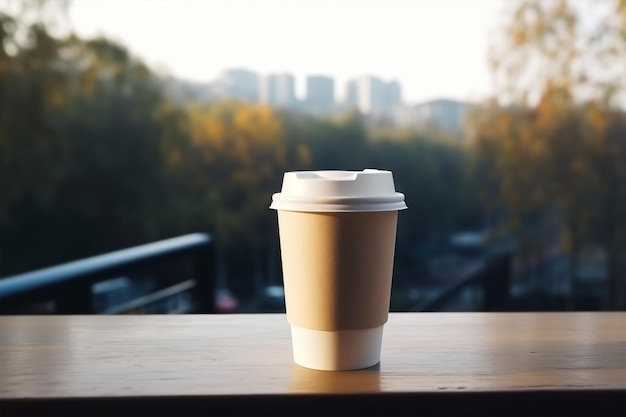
xmin=0 ymin=313 xmax=625 ymax=416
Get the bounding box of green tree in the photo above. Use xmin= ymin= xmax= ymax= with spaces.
xmin=368 ymin=132 xmax=480 ymax=280
xmin=0 ymin=0 xmax=71 ymax=223
xmin=0 ymin=0 xmax=187 ymax=274
xmin=281 ymin=110 xmax=369 ymax=171
xmin=174 ymin=101 xmax=309 ymax=295
xmin=472 ymin=0 xmax=626 ymax=309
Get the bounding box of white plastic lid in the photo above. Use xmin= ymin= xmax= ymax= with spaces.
xmin=270 ymin=169 xmax=407 ymax=212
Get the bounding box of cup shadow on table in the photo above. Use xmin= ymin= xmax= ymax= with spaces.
xmin=289 ymin=362 xmax=381 ymax=394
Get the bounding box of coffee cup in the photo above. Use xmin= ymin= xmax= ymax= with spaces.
xmin=270 ymin=169 xmax=406 ymax=370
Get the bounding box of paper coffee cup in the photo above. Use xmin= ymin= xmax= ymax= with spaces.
xmin=270 ymin=169 xmax=407 ymax=371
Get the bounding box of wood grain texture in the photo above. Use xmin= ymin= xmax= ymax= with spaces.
xmin=0 ymin=313 xmax=625 ymax=416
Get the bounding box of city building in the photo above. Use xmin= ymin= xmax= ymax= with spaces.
xmin=343 ymin=79 xmax=358 ymax=111
xmin=205 ymin=69 xmax=408 ymax=118
xmin=166 ymin=78 xmax=214 ymax=104
xmin=384 ymin=80 xmax=402 ymax=112
xmin=259 ymin=73 xmax=296 ymax=108
xmin=305 ymin=75 xmax=335 ymax=115
xmin=343 ymin=75 xmax=402 ymax=117
xmin=395 ymin=99 xmax=469 ymax=135
xmin=212 ymin=68 xmax=259 ymax=102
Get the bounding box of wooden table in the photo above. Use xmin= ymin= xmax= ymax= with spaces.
xmin=0 ymin=313 xmax=624 ymax=416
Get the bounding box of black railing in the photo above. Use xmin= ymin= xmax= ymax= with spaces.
xmin=0 ymin=233 xmax=215 ymax=314
xmin=412 ymin=244 xmax=515 ymax=312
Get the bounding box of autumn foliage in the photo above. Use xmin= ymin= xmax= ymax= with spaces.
xmin=471 ymin=0 xmax=626 ymax=308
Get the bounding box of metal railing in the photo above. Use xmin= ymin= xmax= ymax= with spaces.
xmin=412 ymin=244 xmax=515 ymax=312
xmin=0 ymin=233 xmax=215 ymax=314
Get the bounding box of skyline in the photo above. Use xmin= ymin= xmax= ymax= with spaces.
xmin=198 ymin=68 xmax=437 ymax=106
xmin=70 ymin=0 xmax=505 ymax=104
xmin=198 ymin=70 xmax=469 ymax=134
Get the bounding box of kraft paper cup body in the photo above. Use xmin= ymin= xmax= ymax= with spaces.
xmin=270 ymin=170 xmax=406 ymax=371
xmin=278 ymin=210 xmax=397 ymax=370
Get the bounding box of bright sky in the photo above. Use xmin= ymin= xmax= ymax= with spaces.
xmin=70 ymin=0 xmax=504 ymax=104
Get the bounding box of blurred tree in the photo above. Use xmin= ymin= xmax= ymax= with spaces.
xmin=368 ymin=132 xmax=481 ymax=283
xmin=472 ymin=0 xmax=626 ymax=309
xmin=0 ymin=0 xmax=71 ymax=223
xmin=281 ymin=110 xmax=368 ymax=171
xmin=0 ymin=0 xmax=188 ymax=274
xmin=1 ymin=33 xmax=185 ymax=273
xmin=53 ymin=37 xmax=181 ymax=250
xmin=176 ymin=102 xmax=310 ymax=296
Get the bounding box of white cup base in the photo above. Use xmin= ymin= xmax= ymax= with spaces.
xmin=290 ymin=325 xmax=384 ymax=371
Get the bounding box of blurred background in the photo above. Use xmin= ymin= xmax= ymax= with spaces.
xmin=0 ymin=0 xmax=624 ymax=314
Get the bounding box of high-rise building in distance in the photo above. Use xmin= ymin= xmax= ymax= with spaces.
xmin=259 ymin=73 xmax=296 ymax=108
xmin=213 ymin=68 xmax=259 ymax=102
xmin=384 ymin=80 xmax=402 ymax=113
xmin=207 ymin=69 xmax=406 ymax=120
xmin=306 ymin=75 xmax=335 ymax=115
xmin=394 ymin=99 xmax=469 ymax=135
xmin=344 ymin=75 xmax=402 ymax=117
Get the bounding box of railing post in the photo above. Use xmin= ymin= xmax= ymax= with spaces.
xmin=192 ymin=239 xmax=215 ymax=313
xmin=483 ymin=252 xmax=512 ymax=312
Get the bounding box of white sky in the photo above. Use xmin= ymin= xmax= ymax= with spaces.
xmin=70 ymin=0 xmax=505 ymax=104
